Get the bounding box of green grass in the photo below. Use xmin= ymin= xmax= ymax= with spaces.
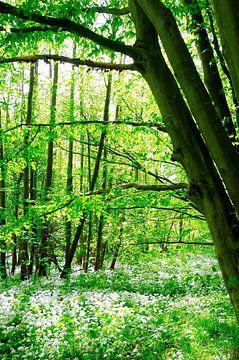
xmin=0 ymin=250 xmax=239 ymax=359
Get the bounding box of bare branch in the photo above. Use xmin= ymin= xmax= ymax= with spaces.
xmin=0 ymin=1 xmax=136 ymax=57
xmin=129 ymin=241 xmax=214 ymax=246
xmin=109 ymin=205 xmax=204 ymax=220
xmin=79 ymin=182 xmax=187 ymax=197
xmin=118 ymin=182 xmax=188 ymax=191
xmin=0 ymin=54 xmax=136 ymax=72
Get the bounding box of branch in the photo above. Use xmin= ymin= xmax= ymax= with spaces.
xmin=118 ymin=182 xmax=188 ymax=191
xmin=80 ymin=182 xmax=187 ymax=197
xmin=6 ymin=127 xmax=40 ymax=163
xmin=129 ymin=241 xmax=214 ymax=246
xmin=83 ymin=6 xmax=130 ymax=16
xmin=35 ymin=183 xmax=188 ymax=218
xmin=0 ymin=1 xmax=135 ymax=57
xmin=0 ymin=25 xmax=58 ymax=33
xmin=4 ymin=120 xmax=166 ymax=133
xmin=109 ymin=205 xmax=204 ymax=220
xmin=0 ymin=54 xmax=136 ymax=72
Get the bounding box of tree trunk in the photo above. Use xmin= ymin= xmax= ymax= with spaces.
xmin=20 ymin=62 xmax=35 ymax=281
xmin=38 ymin=61 xmax=58 ymax=277
xmin=95 ymin=214 xmax=104 ymax=270
xmin=61 ymin=74 xmax=112 ymax=278
xmin=84 ymin=133 xmax=92 ymax=272
xmin=136 ymin=0 xmax=239 ymax=214
xmin=65 ymin=46 xmax=76 ymax=263
xmin=11 ymin=172 xmax=23 ymax=274
xmin=110 ymin=215 xmax=125 ymax=270
xmin=184 ymin=0 xmax=235 ymax=139
xmin=94 ymin=119 xmax=109 ymax=271
xmin=210 ymin=0 xmax=239 ymax=104
xmin=206 ymin=4 xmax=239 ymax=122
xmin=0 ymin=109 xmax=7 ymax=279
xmin=28 ymin=167 xmax=37 ymax=276
xmin=130 ymin=0 xmax=239 ymax=318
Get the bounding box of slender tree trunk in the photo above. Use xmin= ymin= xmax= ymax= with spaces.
xmin=65 ymin=47 xmax=76 ymax=263
xmin=0 ymin=109 xmax=7 ymax=279
xmin=77 ymin=135 xmax=86 ymax=266
xmin=20 ymin=62 xmax=35 ymax=281
xmin=110 ymin=215 xmax=125 ymax=270
xmin=95 ymin=214 xmax=104 ymax=270
xmin=178 ymin=214 xmax=183 ymax=243
xmin=61 ymin=74 xmax=112 ymax=278
xmin=94 ymin=136 xmax=109 ymax=270
xmin=11 ymin=173 xmax=23 ymax=274
xmin=28 ymin=167 xmax=37 ymax=276
xmin=84 ymin=132 xmax=92 ymax=272
xmin=38 ymin=61 xmax=58 ymax=277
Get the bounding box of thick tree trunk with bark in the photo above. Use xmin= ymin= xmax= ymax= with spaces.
xmin=184 ymin=0 xmax=235 ymax=139
xmin=130 ymin=0 xmax=239 ymax=318
xmin=136 ymin=0 xmax=239 ymax=215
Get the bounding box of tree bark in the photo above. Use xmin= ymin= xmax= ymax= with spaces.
xmin=136 ymin=0 xmax=239 ymax=215
xmin=130 ymin=0 xmax=239 ymax=319
xmin=184 ymin=0 xmax=236 ymax=140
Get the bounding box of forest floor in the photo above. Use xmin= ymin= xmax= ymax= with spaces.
xmin=0 ymin=249 xmax=239 ymax=359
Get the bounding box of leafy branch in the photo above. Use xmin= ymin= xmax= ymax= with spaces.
xmin=0 ymin=1 xmax=136 ymax=57
xmin=39 ymin=182 xmax=188 ymax=217
xmin=3 ymin=120 xmax=166 ymax=133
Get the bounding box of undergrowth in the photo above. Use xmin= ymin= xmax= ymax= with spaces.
xmin=0 ymin=250 xmax=239 ymax=359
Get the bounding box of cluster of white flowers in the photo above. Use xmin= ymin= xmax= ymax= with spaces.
xmin=0 ymin=252 xmax=235 ymax=359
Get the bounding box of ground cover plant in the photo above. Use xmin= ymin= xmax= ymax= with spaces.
xmin=1 ymin=248 xmax=239 ymax=359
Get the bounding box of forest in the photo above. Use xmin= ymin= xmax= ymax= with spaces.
xmin=0 ymin=0 xmax=239 ymax=359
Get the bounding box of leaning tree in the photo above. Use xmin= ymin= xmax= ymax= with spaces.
xmin=1 ymin=0 xmax=239 ymax=318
